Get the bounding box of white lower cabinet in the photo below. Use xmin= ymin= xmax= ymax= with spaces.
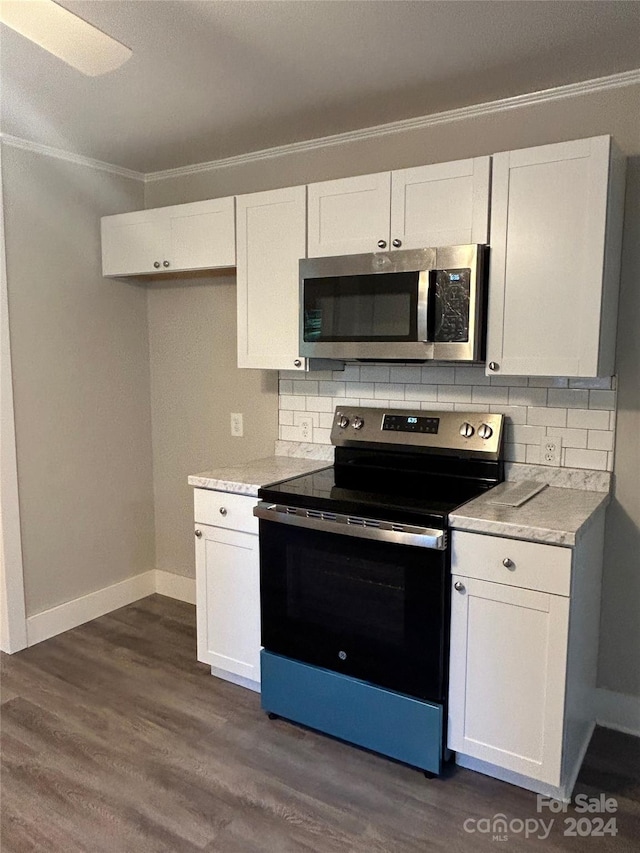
xmin=194 ymin=489 xmax=261 ymax=691
xmin=448 ymin=523 xmax=605 ymax=798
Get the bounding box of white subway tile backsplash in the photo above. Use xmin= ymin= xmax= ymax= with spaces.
xmin=279 ymin=365 xmax=617 ymax=473
xmin=305 ymin=396 xmax=334 ymax=412
xmin=564 ymin=448 xmax=608 ymax=471
xmin=547 ymin=389 xmax=589 ymax=409
xmin=280 ymin=394 xmax=307 ymax=411
xmin=337 ymin=364 xmax=361 ymax=382
xmin=567 ymin=408 xmax=611 ymax=430
xmin=360 ymin=365 xmax=390 ymax=383
xmin=508 ymin=424 xmax=545 ymax=445
xmin=347 ymin=381 xmax=373 ymax=398
xmin=438 ymin=384 xmax=472 ymax=403
xmin=527 ymin=407 xmax=567 ymax=427
xmin=489 ymin=405 xmax=528 ymax=424
xmin=569 ymin=377 xmax=614 ymax=390
xmin=455 ymin=366 xmax=490 ymax=385
xmin=319 ymin=412 xmax=335 ymax=429
xmin=405 ymin=384 xmax=438 ymax=401
xmin=471 ymin=385 xmax=510 ymax=405
xmin=546 ymin=427 xmax=588 ymax=449
xmin=589 ymin=390 xmax=616 ymax=410
xmin=509 ymin=387 xmax=548 ymax=407
xmin=529 ymin=377 xmax=570 ymax=388
xmin=294 ymin=379 xmax=317 ymax=396
xmin=421 ymin=366 xmax=455 ymax=384
xmin=504 ymin=443 xmax=527 ymax=462
xmin=389 ymin=365 xmax=423 ymax=384
xmin=374 ymin=383 xmax=405 ymax=401
xmin=587 ymin=430 xmax=614 ymax=451
xmin=319 ymin=380 xmax=346 ymax=398
xmin=490 ymin=374 xmax=528 ymax=386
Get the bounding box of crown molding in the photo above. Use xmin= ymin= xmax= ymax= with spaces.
xmin=145 ymin=68 xmax=640 ymax=183
xmin=0 ymin=134 xmax=144 ymax=181
xmin=2 ymin=68 xmax=638 ymax=183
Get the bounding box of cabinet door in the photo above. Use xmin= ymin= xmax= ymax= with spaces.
xmin=448 ymin=575 xmax=569 ymax=785
xmin=236 ymin=185 xmax=307 ymax=370
xmin=486 ymin=136 xmax=620 ymax=377
xmin=101 ymin=209 xmax=164 ymax=276
xmin=307 ymin=172 xmax=391 ymax=257
xmin=390 ymin=158 xmax=490 ymax=250
xmin=195 ymin=523 xmax=261 ymax=685
xmin=167 ymin=197 xmax=236 ymax=272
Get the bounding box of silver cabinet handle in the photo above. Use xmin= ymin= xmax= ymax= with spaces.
xmin=503 ymin=558 xmax=514 ymax=568
xmin=454 ymin=581 xmax=465 ymax=592
xmin=219 ymin=507 xmax=227 ymax=516
xmin=488 ymin=362 xmax=499 ymax=372
xmin=293 ymin=359 xmax=302 ymax=367
xmin=163 ymin=260 xmax=170 ymax=268
xmin=392 ymin=239 xmax=402 ymax=248
xmin=377 ymin=240 xmax=387 ymax=249
xmin=194 ymin=529 xmax=202 ymax=538
xmin=153 ymin=261 xmax=161 ymax=269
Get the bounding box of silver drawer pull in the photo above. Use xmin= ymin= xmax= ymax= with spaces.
xmin=503 ymin=558 xmax=514 ymax=568
xmin=219 ymin=507 xmax=227 ymax=516
xmin=454 ymin=581 xmax=465 ymax=592
xmin=195 ymin=529 xmax=202 ymax=538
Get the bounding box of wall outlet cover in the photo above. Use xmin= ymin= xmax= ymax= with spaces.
xmin=540 ymin=435 xmax=561 ymax=466
xmin=298 ymin=416 xmax=313 ymax=442
xmin=230 ymin=412 xmax=243 ymax=437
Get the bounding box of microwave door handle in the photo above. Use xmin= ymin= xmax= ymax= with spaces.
xmin=417 ymin=269 xmax=431 ymax=342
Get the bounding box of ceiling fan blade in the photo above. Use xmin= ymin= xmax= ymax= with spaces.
xmin=0 ymin=0 xmax=132 ymax=76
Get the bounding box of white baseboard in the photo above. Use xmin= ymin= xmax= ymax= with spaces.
xmin=26 ymin=570 xmax=156 ymax=647
xmin=24 ymin=569 xmax=197 ymax=647
xmin=155 ymin=570 xmax=196 ymax=605
xmin=594 ymin=688 xmax=640 ymax=737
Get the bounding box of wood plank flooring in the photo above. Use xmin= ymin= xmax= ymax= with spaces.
xmin=1 ymin=595 xmax=639 ymax=852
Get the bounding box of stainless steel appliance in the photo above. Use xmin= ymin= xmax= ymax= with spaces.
xmin=255 ymin=406 xmax=504 ymax=776
xmin=299 ymin=244 xmax=488 ymax=362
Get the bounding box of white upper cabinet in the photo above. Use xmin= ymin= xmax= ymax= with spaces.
xmin=307 ymin=158 xmax=490 ymax=258
xmin=101 ymin=197 xmax=236 ymax=277
xmin=486 ymin=136 xmax=626 ymax=377
xmin=390 ymin=158 xmax=491 ymax=249
xmin=236 ymin=185 xmax=307 ymax=371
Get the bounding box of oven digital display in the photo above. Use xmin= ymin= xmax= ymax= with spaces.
xmin=382 ymin=415 xmax=440 ymax=434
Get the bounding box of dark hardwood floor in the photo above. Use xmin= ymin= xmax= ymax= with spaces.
xmin=1 ymin=595 xmax=638 ymax=852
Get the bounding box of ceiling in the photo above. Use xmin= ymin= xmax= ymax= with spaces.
xmin=1 ymin=1 xmax=639 ymax=174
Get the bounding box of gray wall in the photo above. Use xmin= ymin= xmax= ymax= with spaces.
xmin=147 ymin=274 xmax=278 ymax=579
xmin=145 ymin=82 xmax=640 ymax=700
xmin=2 ymin=146 xmax=154 ymax=616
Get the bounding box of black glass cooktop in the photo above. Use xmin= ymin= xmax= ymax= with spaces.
xmin=259 ymin=463 xmax=496 ymax=529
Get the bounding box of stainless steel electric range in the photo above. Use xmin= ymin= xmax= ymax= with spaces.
xmin=255 ymin=406 xmax=504 ymax=776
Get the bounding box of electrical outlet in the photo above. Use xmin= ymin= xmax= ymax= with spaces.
xmin=539 ymin=435 xmax=561 ymax=466
xmin=298 ymin=416 xmax=313 ymax=442
xmin=230 ymin=412 xmax=243 ymax=437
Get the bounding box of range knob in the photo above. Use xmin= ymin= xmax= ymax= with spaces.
xmin=352 ymin=416 xmax=365 ymax=430
xmin=478 ymin=423 xmax=493 ymax=439
xmin=459 ymin=422 xmax=475 ymax=438
xmin=337 ymin=415 xmax=350 ymax=429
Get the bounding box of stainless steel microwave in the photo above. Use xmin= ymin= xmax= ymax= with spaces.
xmin=299 ymin=244 xmax=488 ymax=362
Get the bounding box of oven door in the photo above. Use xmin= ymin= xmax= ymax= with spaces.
xmin=256 ymin=504 xmax=449 ymax=703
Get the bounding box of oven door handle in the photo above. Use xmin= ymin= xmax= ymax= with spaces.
xmin=253 ymin=501 xmax=446 ymax=551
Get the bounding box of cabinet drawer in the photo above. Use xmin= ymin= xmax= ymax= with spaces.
xmin=194 ymin=489 xmax=259 ymax=534
xmin=452 ymin=531 xmax=571 ymax=596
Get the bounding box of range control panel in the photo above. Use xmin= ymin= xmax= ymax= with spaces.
xmin=331 ymin=406 xmax=504 ymax=459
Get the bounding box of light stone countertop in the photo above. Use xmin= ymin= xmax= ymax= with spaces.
xmin=450 ymin=482 xmax=609 ymax=547
xmin=188 ymin=456 xmax=330 ymax=497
